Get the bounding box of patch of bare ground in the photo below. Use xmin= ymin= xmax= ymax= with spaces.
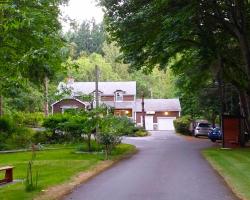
xmin=177 ymin=133 xmax=213 ymax=142
xmin=176 ymin=133 xmax=198 ymax=141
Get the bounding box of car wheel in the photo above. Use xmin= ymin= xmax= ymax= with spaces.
xmin=211 ymin=139 xmax=216 ymax=142
xmin=194 ymin=134 xmax=198 ymax=138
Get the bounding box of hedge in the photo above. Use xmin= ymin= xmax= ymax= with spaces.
xmin=173 ymin=116 xmax=192 ymax=135
xmin=12 ymin=112 xmax=45 ymax=127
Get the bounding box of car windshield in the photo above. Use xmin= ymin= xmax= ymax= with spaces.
xmin=198 ymin=123 xmax=210 ymax=128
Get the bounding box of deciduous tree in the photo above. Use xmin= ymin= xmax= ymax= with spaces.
xmin=0 ymin=0 xmax=68 ymax=116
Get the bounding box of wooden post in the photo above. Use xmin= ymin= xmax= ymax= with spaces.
xmin=142 ymin=92 xmax=146 ymax=129
xmin=5 ymin=168 xmax=13 ymax=182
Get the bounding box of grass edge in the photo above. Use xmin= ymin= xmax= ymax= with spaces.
xmin=34 ymin=145 xmax=138 ymax=200
xmin=202 ymin=149 xmax=245 ymax=200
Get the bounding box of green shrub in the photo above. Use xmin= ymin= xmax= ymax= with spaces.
xmin=13 ymin=112 xmax=44 ymax=127
xmin=0 ymin=116 xmax=14 ymax=133
xmin=43 ymin=115 xmax=62 ymax=143
xmin=0 ymin=132 xmax=8 ymax=150
xmin=0 ymin=116 xmax=15 ymax=150
xmin=76 ymin=140 xmax=103 ymax=152
xmin=43 ymin=114 xmax=70 ymax=131
xmin=32 ymin=130 xmax=52 ymax=144
xmin=135 ymin=130 xmax=149 ymax=137
xmin=97 ymin=132 xmax=121 ymax=159
xmin=6 ymin=127 xmax=35 ymax=149
xmin=0 ymin=116 xmax=39 ymax=150
xmin=112 ymin=116 xmax=135 ymax=136
xmin=98 ymin=115 xmax=123 ymax=159
xmin=132 ymin=126 xmax=140 ymax=133
xmin=43 ymin=113 xmax=95 ymax=145
xmin=174 ymin=116 xmax=192 ymax=135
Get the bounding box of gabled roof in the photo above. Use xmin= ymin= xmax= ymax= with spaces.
xmin=58 ymin=81 xmax=136 ymax=96
xmin=136 ymin=99 xmax=181 ymax=112
xmin=51 ymin=98 xmax=91 ymax=107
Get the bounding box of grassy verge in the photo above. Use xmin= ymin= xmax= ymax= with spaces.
xmin=203 ymin=148 xmax=250 ymax=200
xmin=0 ymin=143 xmax=136 ymax=200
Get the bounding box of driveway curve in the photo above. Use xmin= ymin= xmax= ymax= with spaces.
xmin=65 ymin=131 xmax=238 ymax=200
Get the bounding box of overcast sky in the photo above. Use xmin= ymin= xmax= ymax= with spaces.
xmin=61 ymin=0 xmax=104 ymax=31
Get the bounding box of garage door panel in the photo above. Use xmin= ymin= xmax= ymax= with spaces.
xmin=158 ymin=117 xmax=176 ymax=131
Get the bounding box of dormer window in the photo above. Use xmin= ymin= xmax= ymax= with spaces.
xmin=115 ymin=91 xmax=123 ymax=102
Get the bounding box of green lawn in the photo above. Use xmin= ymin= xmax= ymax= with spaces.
xmin=0 ymin=143 xmax=135 ymax=200
xmin=203 ymin=148 xmax=250 ymax=200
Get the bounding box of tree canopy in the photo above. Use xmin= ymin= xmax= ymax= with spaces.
xmin=65 ymin=19 xmax=105 ymax=58
xmin=0 ymin=0 xmax=69 ymax=115
xmin=100 ymin=0 xmax=250 ymax=125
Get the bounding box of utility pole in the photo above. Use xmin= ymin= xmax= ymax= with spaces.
xmin=142 ymin=91 xmax=146 ymax=129
xmin=95 ymin=65 xmax=99 ymax=108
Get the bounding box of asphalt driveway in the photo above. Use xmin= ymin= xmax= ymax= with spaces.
xmin=65 ymin=131 xmax=238 ymax=200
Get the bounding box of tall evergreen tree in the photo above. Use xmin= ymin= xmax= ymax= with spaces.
xmin=66 ymin=19 xmax=105 ymax=56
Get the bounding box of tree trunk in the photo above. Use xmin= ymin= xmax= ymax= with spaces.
xmin=105 ymin=145 xmax=108 ymax=160
xmin=239 ymin=91 xmax=250 ymax=146
xmin=211 ymin=112 xmax=216 ymax=128
xmin=238 ymin=36 xmax=250 ymax=81
xmin=87 ymin=134 xmax=91 ymax=152
xmin=239 ymin=91 xmax=250 ymax=129
xmin=44 ymin=76 xmax=49 ymax=117
xmin=0 ymin=95 xmax=3 ymax=117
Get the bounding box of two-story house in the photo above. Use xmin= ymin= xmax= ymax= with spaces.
xmin=51 ymin=80 xmax=181 ymax=131
xmin=52 ymin=80 xmax=137 ymax=120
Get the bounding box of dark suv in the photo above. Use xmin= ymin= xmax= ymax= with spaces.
xmin=208 ymin=127 xmax=222 ymax=142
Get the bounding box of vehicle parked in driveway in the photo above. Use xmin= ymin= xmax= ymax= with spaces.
xmin=208 ymin=127 xmax=222 ymax=142
xmin=194 ymin=122 xmax=212 ymax=137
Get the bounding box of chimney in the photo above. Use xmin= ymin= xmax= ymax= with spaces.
xmin=66 ymin=77 xmax=75 ymax=85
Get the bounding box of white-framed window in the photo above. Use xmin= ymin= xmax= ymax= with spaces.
xmin=115 ymin=91 xmax=123 ymax=102
xmin=61 ymin=106 xmax=78 ymax=113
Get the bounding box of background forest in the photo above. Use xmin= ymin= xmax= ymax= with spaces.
xmin=3 ymin=19 xmax=177 ymax=115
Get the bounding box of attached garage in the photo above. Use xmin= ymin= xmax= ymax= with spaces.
xmin=158 ymin=117 xmax=176 ymax=131
xmin=136 ymin=99 xmax=181 ymax=131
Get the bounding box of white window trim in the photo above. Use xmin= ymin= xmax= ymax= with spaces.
xmin=115 ymin=91 xmax=124 ymax=102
